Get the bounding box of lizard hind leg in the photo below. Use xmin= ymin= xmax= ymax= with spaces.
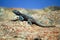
xmin=27 ymin=19 xmax=32 ymax=25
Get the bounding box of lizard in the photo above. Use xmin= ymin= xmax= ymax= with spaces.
xmin=12 ymin=10 xmax=55 ymax=27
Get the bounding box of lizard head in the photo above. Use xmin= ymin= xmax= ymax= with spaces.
xmin=12 ymin=10 xmax=22 ymax=16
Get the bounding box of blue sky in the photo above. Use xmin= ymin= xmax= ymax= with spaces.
xmin=0 ymin=0 xmax=60 ymax=9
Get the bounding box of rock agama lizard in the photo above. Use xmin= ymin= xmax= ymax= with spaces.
xmin=12 ymin=10 xmax=55 ymax=27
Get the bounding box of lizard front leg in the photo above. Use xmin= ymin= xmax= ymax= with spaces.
xmin=11 ymin=16 xmax=24 ymax=21
xmin=11 ymin=16 xmax=19 ymax=21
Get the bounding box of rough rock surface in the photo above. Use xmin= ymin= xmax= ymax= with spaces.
xmin=0 ymin=6 xmax=60 ymax=40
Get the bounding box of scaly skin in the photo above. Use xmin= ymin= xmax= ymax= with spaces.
xmin=12 ymin=10 xmax=55 ymax=27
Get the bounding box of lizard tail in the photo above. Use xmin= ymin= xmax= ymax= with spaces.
xmin=35 ymin=21 xmax=55 ymax=27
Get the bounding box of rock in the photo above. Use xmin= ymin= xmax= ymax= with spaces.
xmin=0 ymin=6 xmax=60 ymax=40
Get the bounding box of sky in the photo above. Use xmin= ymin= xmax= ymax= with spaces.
xmin=0 ymin=0 xmax=60 ymax=9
